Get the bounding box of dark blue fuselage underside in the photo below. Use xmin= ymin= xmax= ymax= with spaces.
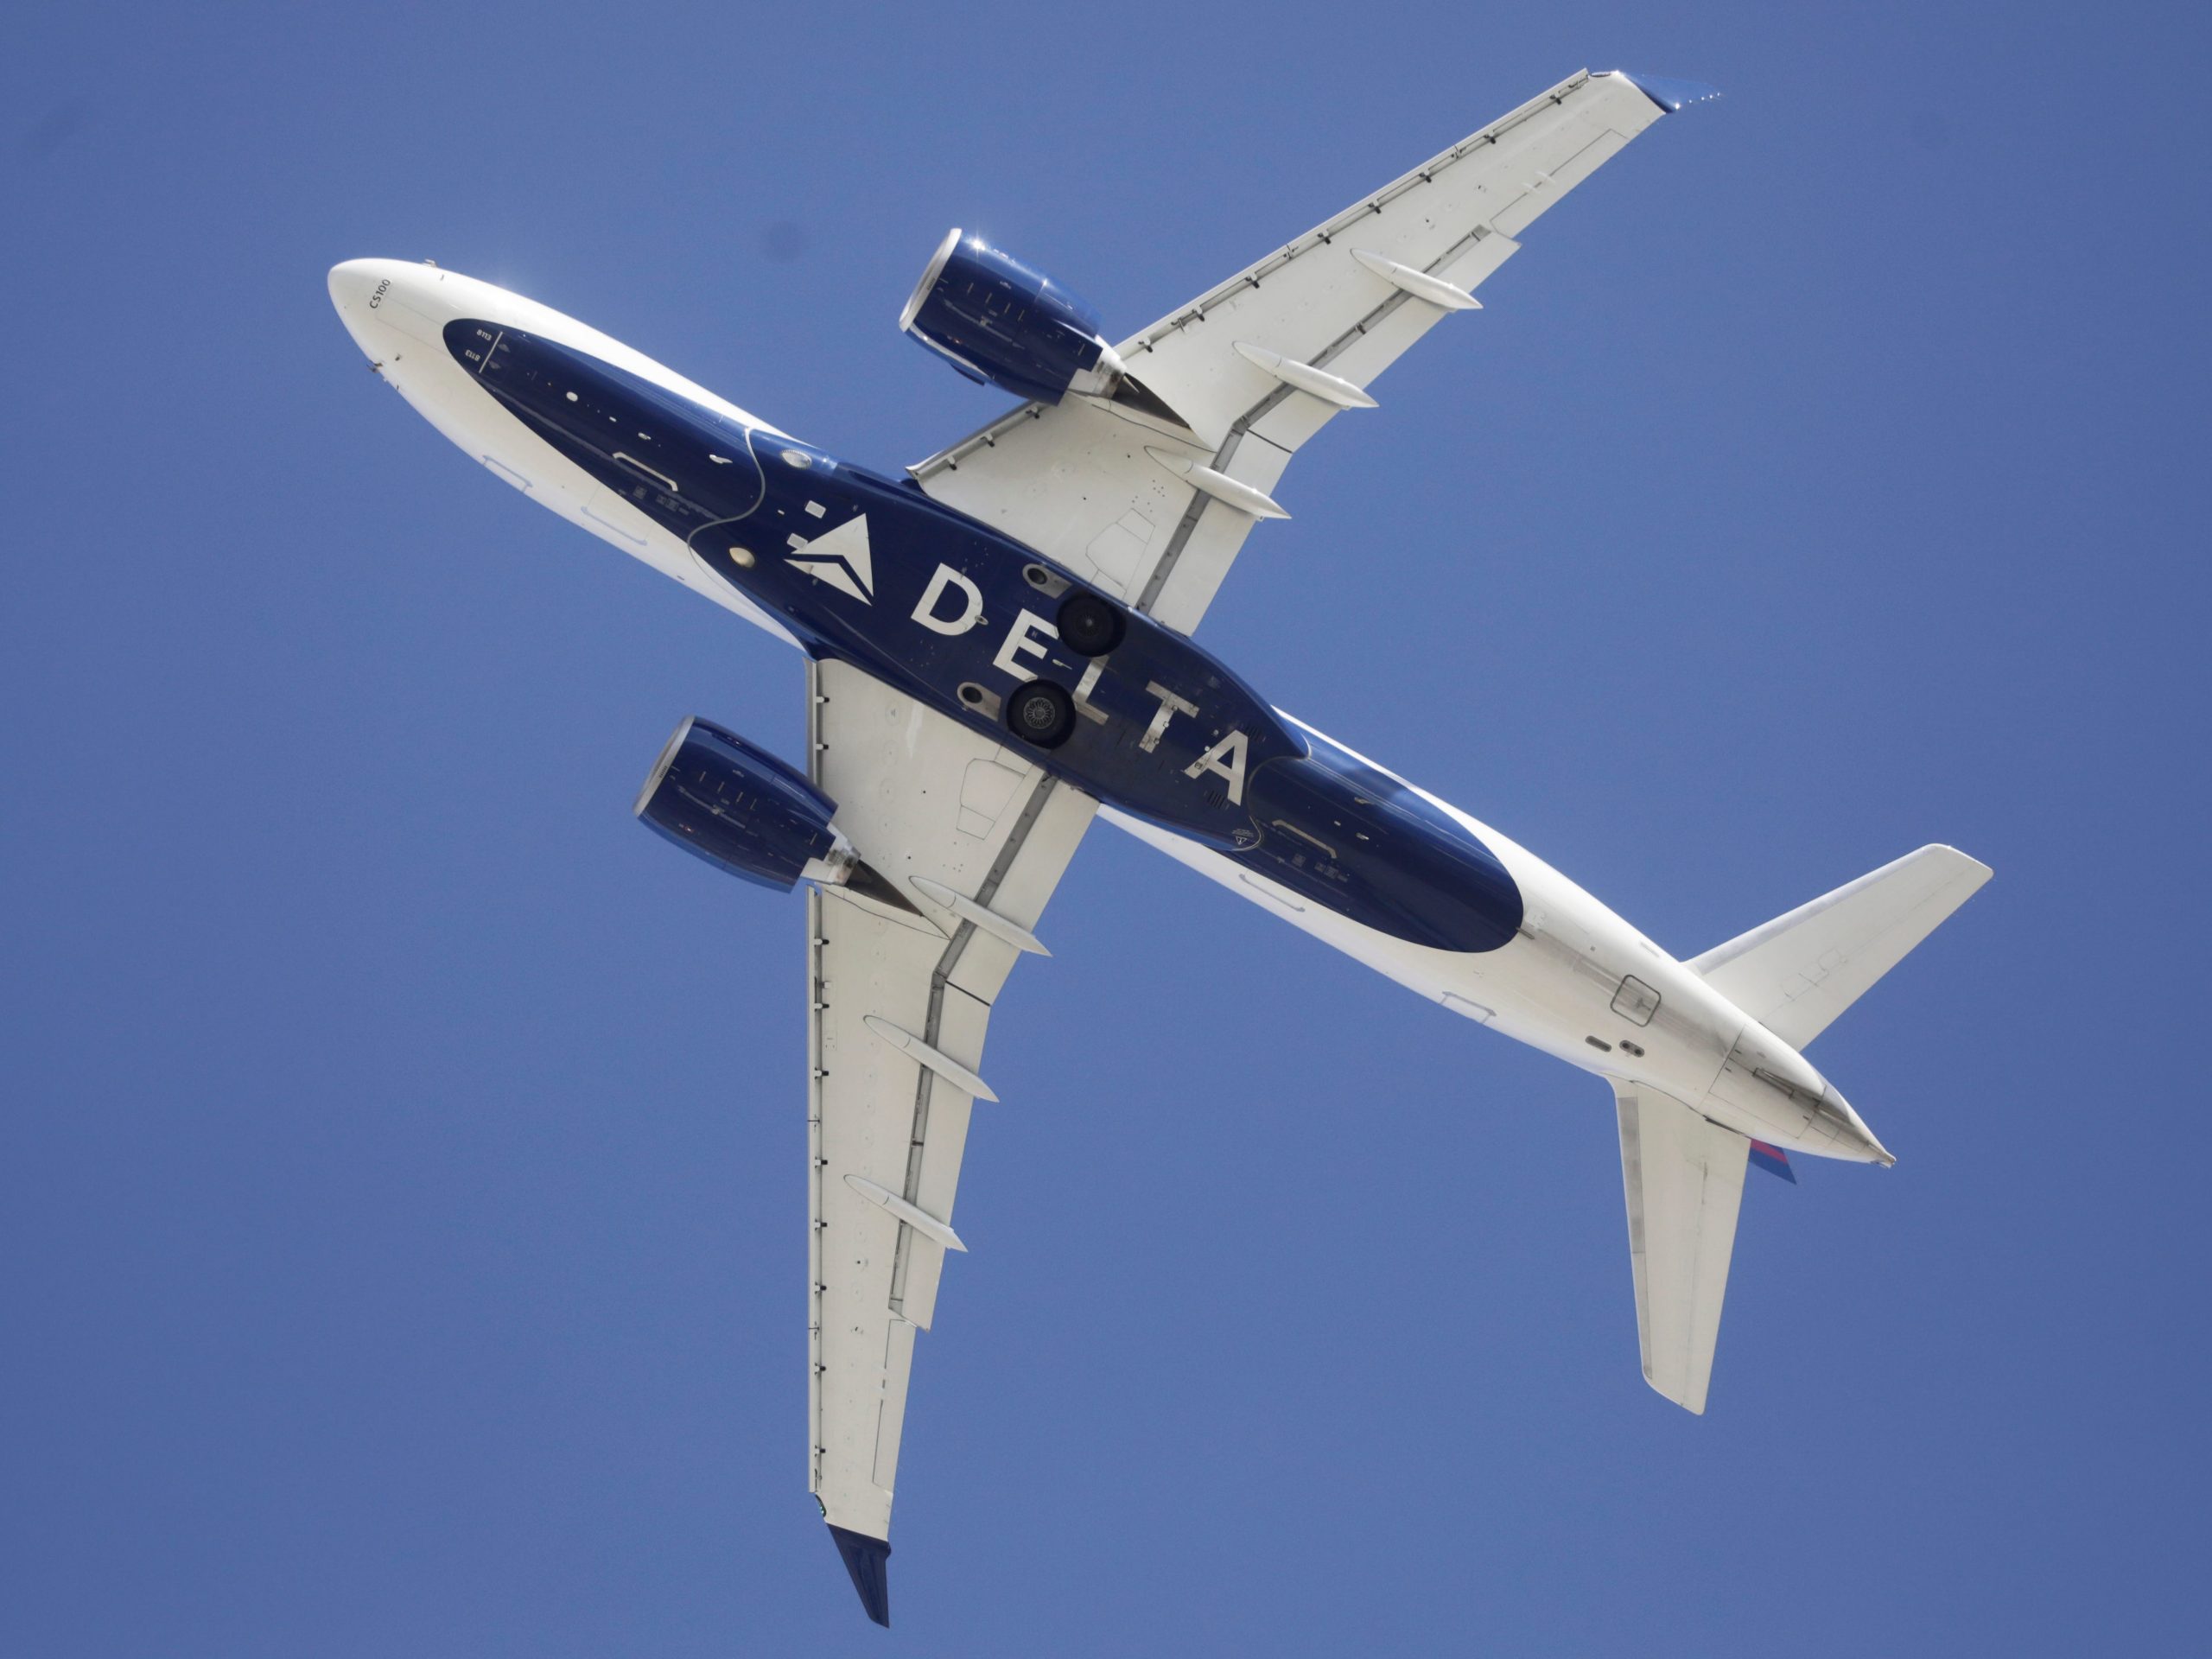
xmin=448 ymin=320 xmax=1522 ymax=953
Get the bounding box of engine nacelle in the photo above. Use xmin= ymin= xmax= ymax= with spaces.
xmin=634 ymin=716 xmax=837 ymax=891
xmin=633 ymin=717 xmax=921 ymax=912
xmin=899 ymin=229 xmax=1124 ymax=405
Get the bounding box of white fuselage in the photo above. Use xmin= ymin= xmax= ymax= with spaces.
xmin=330 ymin=257 xmax=1888 ymax=1166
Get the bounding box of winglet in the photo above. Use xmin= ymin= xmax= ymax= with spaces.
xmin=1748 ymin=1141 xmax=1797 ymax=1184
xmin=829 ymin=1525 xmax=892 ymax=1627
xmin=1618 ymin=72 xmax=1722 ymax=113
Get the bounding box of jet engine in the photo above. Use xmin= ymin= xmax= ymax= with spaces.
xmin=899 ymin=229 xmax=1127 ymax=405
xmin=633 ymin=715 xmax=912 ymax=909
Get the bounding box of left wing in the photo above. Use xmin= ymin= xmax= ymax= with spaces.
xmin=804 ymin=656 xmax=1095 ymax=1625
xmin=910 ymin=69 xmax=1700 ymax=634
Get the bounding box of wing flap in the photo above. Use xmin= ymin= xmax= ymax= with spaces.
xmin=1613 ymin=1081 xmax=1751 ymax=1415
xmin=872 ymin=1319 xmax=918 ymax=1487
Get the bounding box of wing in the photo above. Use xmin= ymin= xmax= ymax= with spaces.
xmin=1611 ymin=1079 xmax=1751 ymax=1415
xmin=910 ymin=68 xmax=1695 ymax=633
xmin=804 ymin=656 xmax=1095 ymax=1625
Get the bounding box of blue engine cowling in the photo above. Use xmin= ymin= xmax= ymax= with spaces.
xmin=899 ymin=229 xmax=1121 ymax=404
xmin=633 ymin=716 xmax=838 ymax=892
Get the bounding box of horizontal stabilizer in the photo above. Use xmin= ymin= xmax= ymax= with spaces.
xmin=1614 ymin=1082 xmax=1751 ymax=1414
xmin=1693 ymin=845 xmax=1992 ymax=1048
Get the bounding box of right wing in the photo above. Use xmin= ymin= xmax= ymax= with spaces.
xmin=1611 ymin=1079 xmax=1751 ymax=1414
xmin=912 ymin=69 xmax=1700 ymax=635
xmin=805 ymin=656 xmax=1095 ymax=1624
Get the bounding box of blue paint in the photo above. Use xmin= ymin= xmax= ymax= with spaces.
xmin=901 ymin=232 xmax=1109 ymax=404
xmin=827 ymin=1526 xmax=891 ymax=1626
xmin=448 ymin=320 xmax=1525 ymax=950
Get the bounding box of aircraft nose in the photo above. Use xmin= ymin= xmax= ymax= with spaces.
xmin=327 ymin=257 xmax=374 ymax=311
xmin=328 ymin=258 xmax=397 ymax=321
xmin=327 ymin=257 xmax=449 ymax=363
xmin=328 ymin=258 xmax=397 ymax=358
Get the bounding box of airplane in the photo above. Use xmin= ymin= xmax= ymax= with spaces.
xmin=327 ymin=68 xmax=1990 ymax=1627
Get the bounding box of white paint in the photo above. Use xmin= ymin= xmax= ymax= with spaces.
xmin=843 ymin=1174 xmax=968 ymax=1253
xmin=1097 ymin=710 xmax=1936 ymax=1182
xmin=989 ymin=609 xmax=1057 ymax=683
xmin=1182 ymin=729 xmax=1249 ymax=804
xmin=1071 ymin=659 xmax=1109 ymax=725
xmin=1144 ymin=446 xmax=1290 ymax=520
xmin=861 ymin=1015 xmax=998 ymax=1103
xmin=1351 ymin=247 xmax=1483 ymax=310
xmin=910 ymin=563 xmax=982 ymax=634
xmin=909 ymin=876 xmax=1051 ymax=956
xmin=1231 ymin=341 xmax=1379 ymax=410
xmin=1138 ymin=682 xmax=1196 ymax=753
xmin=788 ymin=512 xmax=874 ymax=603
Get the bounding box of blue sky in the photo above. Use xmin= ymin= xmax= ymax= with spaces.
xmin=3 ymin=1 xmax=2207 ymax=1652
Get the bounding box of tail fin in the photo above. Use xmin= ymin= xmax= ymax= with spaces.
xmin=1692 ymin=845 xmax=1992 ymax=1048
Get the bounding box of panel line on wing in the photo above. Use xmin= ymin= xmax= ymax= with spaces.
xmin=888 ymin=925 xmax=971 ymax=1319
xmin=1127 ymin=244 xmax=1458 ymax=616
xmin=1118 ymin=71 xmax=1594 ymax=354
xmin=1133 ymin=484 xmax=1215 ymax=616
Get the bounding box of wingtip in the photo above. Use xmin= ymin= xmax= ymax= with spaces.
xmin=1643 ymin=1367 xmax=1710 ymax=1414
xmin=1615 ymin=71 xmax=1723 ymax=113
xmin=828 ymin=1524 xmax=892 ymax=1627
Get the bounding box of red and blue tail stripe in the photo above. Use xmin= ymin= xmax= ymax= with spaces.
xmin=1749 ymin=1140 xmax=1796 ymax=1183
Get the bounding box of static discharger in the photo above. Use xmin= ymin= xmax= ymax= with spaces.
xmin=861 ymin=1015 xmax=999 ymax=1102
xmin=908 ymin=876 xmax=1051 ymax=955
xmin=842 ymin=1174 xmax=968 ymax=1252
